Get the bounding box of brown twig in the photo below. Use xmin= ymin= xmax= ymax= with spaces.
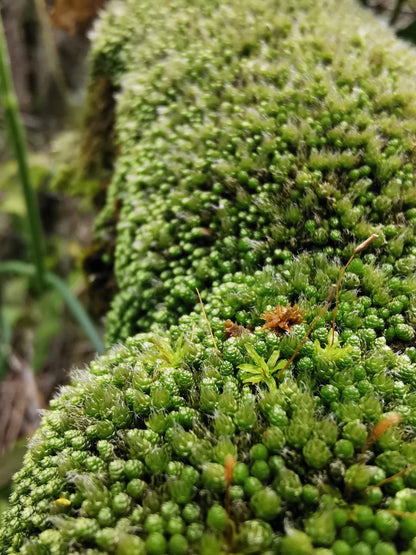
xmin=196 ymin=288 xmax=221 ymax=357
xmin=150 ymin=338 xmax=171 ymax=364
xmin=362 ymin=412 xmax=402 ymax=454
xmin=331 ymin=234 xmax=378 ymax=346
xmin=389 ymin=509 xmax=416 ymax=519
xmin=224 ymin=454 xmax=236 ymax=551
xmin=364 ymin=465 xmax=416 ymax=493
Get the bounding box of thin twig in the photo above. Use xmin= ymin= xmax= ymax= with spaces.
xmin=361 ymin=412 xmax=402 ymax=454
xmin=196 ymin=288 xmax=221 ymax=357
xmin=390 ymin=509 xmax=416 ymax=519
xmin=364 ymin=465 xmax=416 ymax=493
xmin=277 ymin=284 xmax=336 ymax=381
xmin=331 ymin=234 xmax=378 ymax=346
xmin=150 ymin=338 xmax=171 ymax=364
xmin=224 ymin=454 xmax=236 ymax=550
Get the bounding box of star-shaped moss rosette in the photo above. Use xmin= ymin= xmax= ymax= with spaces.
xmin=237 ymin=344 xmax=288 ymax=390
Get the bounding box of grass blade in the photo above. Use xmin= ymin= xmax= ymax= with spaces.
xmin=0 ymin=261 xmax=104 ymax=355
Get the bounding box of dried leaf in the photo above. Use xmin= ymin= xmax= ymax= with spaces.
xmin=261 ymin=304 xmax=305 ymax=333
xmin=224 ymin=319 xmax=245 ymax=338
xmin=49 ymin=0 xmax=106 ymax=34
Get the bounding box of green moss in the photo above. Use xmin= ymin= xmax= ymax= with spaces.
xmin=5 ymin=0 xmax=416 ymax=552
xmin=87 ymin=0 xmax=416 ymax=344
xmin=2 ymin=261 xmax=416 ymax=552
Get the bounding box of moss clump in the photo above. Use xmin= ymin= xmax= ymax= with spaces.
xmin=3 ymin=260 xmax=416 ymax=553
xmin=5 ymin=0 xmax=416 ymax=552
xmin=88 ymin=0 xmax=416 ymax=344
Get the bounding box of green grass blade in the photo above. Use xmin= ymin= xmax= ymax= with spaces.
xmin=0 ymin=261 xmax=104 ymax=355
xmin=46 ymin=273 xmax=104 ymax=355
xmin=0 ymin=19 xmax=46 ymax=289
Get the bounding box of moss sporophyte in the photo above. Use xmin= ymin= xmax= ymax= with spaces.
xmin=7 ymin=0 xmax=416 ymax=552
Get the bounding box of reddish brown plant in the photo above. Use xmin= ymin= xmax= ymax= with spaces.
xmin=261 ymin=303 xmax=305 ymax=333
xmin=224 ymin=319 xmax=245 ymax=339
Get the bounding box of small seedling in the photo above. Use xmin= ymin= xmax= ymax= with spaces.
xmin=150 ymin=335 xmax=190 ymax=367
xmin=238 ymin=345 xmax=287 ymax=390
xmin=314 ymin=330 xmax=353 ymax=363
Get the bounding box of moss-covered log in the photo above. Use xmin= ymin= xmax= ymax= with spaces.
xmin=4 ymin=0 xmax=416 ymax=553
xmin=4 ymin=260 xmax=416 ymax=552
xmin=89 ymin=0 xmax=416 ymax=344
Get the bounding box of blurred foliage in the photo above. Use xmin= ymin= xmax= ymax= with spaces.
xmin=362 ymin=0 xmax=416 ymax=41
xmin=48 ymin=130 xmax=101 ymax=199
xmin=49 ymin=0 xmax=106 ymax=35
xmin=397 ymin=18 xmax=416 ymax=39
xmin=0 ymin=156 xmax=49 ymax=217
xmin=0 ymin=0 xmax=107 ymax=518
xmin=0 ymin=151 xmax=98 ymax=373
xmin=0 ymin=440 xmax=27 ymax=515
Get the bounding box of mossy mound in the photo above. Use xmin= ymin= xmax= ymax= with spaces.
xmin=88 ymin=0 xmax=416 ymax=344
xmin=3 ymin=256 xmax=416 ymax=553
xmin=5 ymin=0 xmax=416 ymax=553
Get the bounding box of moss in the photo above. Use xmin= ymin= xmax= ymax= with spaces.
xmin=79 ymin=76 xmax=117 ymax=182
xmin=85 ymin=0 xmax=416 ymax=345
xmin=2 ymin=258 xmax=416 ymax=552
xmin=5 ymin=0 xmax=416 ymax=552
